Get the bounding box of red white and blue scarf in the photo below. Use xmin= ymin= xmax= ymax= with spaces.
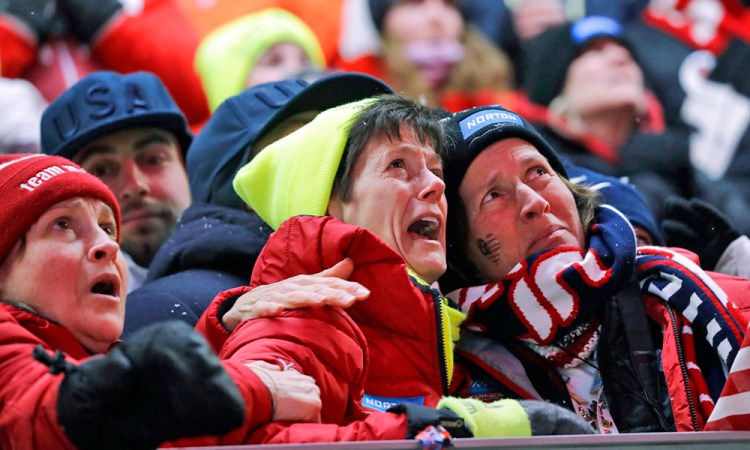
xmin=447 ymin=205 xmax=746 ymax=370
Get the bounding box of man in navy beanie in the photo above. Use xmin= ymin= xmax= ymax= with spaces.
xmin=41 ymin=71 xmax=193 ymax=293
xmin=123 ymin=72 xmax=393 ymax=336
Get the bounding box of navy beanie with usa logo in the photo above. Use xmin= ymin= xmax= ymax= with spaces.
xmin=0 ymin=154 xmax=120 ymax=265
xmin=40 ymin=71 xmax=193 ymax=160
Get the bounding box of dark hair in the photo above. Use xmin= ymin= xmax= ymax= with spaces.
xmin=333 ymin=94 xmax=445 ymax=201
xmin=439 ymin=176 xmax=600 ymax=293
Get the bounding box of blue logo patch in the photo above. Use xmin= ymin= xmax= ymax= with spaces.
xmin=570 ymin=16 xmax=622 ymax=44
xmin=362 ymin=394 xmax=425 ymax=412
xmin=459 ymin=110 xmax=523 ymax=139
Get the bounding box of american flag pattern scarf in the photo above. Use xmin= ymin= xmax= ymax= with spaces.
xmin=448 ymin=205 xmax=745 ymax=376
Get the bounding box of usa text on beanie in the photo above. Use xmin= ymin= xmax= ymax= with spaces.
xmin=0 ymin=154 xmax=120 ymax=265
xmin=41 ymin=71 xmax=192 ymax=160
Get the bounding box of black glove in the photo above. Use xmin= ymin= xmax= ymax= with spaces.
xmin=0 ymin=0 xmax=53 ymax=41
xmin=51 ymin=321 xmax=245 ymax=450
xmin=56 ymin=0 xmax=122 ymax=42
xmin=387 ymin=402 xmax=473 ymax=439
xmin=660 ymin=196 xmax=741 ymax=270
xmin=519 ymin=399 xmax=595 ymax=435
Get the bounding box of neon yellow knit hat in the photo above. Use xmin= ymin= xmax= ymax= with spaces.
xmin=195 ymin=8 xmax=326 ymax=112
xmin=233 ymin=98 xmax=376 ymax=230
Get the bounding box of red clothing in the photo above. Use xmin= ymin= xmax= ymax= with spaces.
xmin=197 ymin=215 xmax=454 ymax=443
xmin=0 ymin=301 xmax=273 ymax=449
xmin=0 ymin=0 xmax=209 ymax=126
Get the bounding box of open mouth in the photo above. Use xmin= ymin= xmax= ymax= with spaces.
xmin=408 ymin=217 xmax=440 ymax=241
xmin=91 ymin=274 xmax=120 ymax=298
xmin=91 ymin=281 xmax=115 ymax=296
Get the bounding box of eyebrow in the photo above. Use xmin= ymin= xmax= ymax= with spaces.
xmin=76 ymin=132 xmax=177 ymax=163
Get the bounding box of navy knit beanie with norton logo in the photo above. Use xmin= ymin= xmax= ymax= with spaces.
xmin=41 ymin=71 xmax=193 ymax=160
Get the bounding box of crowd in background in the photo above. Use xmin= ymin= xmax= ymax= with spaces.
xmin=2 ymin=0 xmax=750 ymax=448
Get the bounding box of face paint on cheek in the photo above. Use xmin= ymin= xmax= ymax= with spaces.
xmin=477 ymin=234 xmax=501 ymax=263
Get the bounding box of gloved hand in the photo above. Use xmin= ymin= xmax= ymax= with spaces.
xmin=387 ymin=402 xmax=473 ymax=439
xmin=660 ymin=196 xmax=741 ymax=270
xmin=53 ymin=321 xmax=245 ymax=450
xmin=437 ymin=397 xmax=594 ymax=436
xmin=0 ymin=0 xmax=53 ymax=41
xmin=56 ymin=0 xmax=122 ymax=42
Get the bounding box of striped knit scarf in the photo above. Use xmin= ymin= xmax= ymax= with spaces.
xmin=447 ymin=205 xmax=746 ymax=373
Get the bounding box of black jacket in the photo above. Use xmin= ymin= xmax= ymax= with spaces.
xmin=122 ymin=203 xmax=271 ymax=338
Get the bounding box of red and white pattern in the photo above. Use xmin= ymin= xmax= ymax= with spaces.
xmin=705 ymin=327 xmax=750 ymax=430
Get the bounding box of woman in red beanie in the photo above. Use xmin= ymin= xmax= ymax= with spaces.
xmin=0 ymin=154 xmax=321 ymax=449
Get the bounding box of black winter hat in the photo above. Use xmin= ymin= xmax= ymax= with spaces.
xmin=368 ymin=0 xmax=463 ymax=32
xmin=186 ymin=72 xmax=393 ymax=209
xmin=442 ymin=105 xmax=567 ymax=194
xmin=522 ymin=16 xmax=634 ymax=106
xmin=41 ymin=71 xmax=192 ymax=159
xmin=368 ymin=0 xmax=400 ymax=32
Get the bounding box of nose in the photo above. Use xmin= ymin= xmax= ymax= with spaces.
xmin=418 ymin=169 xmax=446 ymax=202
xmin=119 ymin=160 xmax=149 ymax=202
xmin=88 ymin=231 xmax=120 ymax=263
xmin=518 ymin=184 xmax=549 ymax=222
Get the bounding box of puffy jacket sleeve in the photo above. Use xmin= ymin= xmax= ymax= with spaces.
xmin=248 ymin=410 xmax=409 ymax=443
xmin=0 ymin=17 xmax=37 ymax=77
xmin=91 ymin=0 xmax=209 ymax=125
xmin=220 ymin=305 xmax=370 ymax=425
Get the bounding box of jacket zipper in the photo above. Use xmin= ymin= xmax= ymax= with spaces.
xmin=665 ymin=302 xmax=700 ymax=431
xmin=434 ymin=294 xmax=450 ymax=395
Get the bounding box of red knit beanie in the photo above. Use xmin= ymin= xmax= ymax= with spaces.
xmin=0 ymin=154 xmax=120 ymax=265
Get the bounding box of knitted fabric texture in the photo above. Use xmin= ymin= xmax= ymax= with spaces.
xmin=0 ymin=154 xmax=120 ymax=264
xmin=233 ymin=98 xmax=375 ymax=230
xmin=41 ymin=71 xmax=192 ymax=159
xmin=195 ymin=8 xmax=326 ymax=112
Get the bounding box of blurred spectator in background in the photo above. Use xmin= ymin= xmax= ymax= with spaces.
xmin=518 ymin=15 xmax=698 ymax=224
xmin=624 ymin=0 xmax=750 ymax=235
xmin=0 ymin=0 xmax=210 ymax=127
xmin=340 ymin=0 xmax=514 ymax=112
xmin=0 ymin=77 xmax=46 ymax=154
xmin=460 ymin=0 xmax=648 ymax=83
xmin=195 ymin=8 xmax=326 ymax=114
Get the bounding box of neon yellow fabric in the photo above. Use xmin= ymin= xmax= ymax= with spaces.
xmin=233 ymin=99 xmax=375 ymax=230
xmin=408 ymin=268 xmax=466 ymax=386
xmin=195 ymin=8 xmax=326 ymax=112
xmin=437 ymin=397 xmax=532 ymax=438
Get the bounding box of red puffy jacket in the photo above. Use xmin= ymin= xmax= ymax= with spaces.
xmin=0 ymin=301 xmax=274 ymax=449
xmin=197 ymin=215 xmax=461 ymax=443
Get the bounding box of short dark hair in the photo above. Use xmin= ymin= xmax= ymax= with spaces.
xmin=439 ymin=177 xmax=600 ymax=292
xmin=332 ymin=94 xmax=445 ymax=201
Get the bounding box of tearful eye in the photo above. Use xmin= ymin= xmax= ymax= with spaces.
xmin=389 ymin=159 xmax=405 ymax=169
xmin=482 ymin=191 xmax=501 ymax=204
xmin=54 ymin=219 xmax=71 ymax=230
